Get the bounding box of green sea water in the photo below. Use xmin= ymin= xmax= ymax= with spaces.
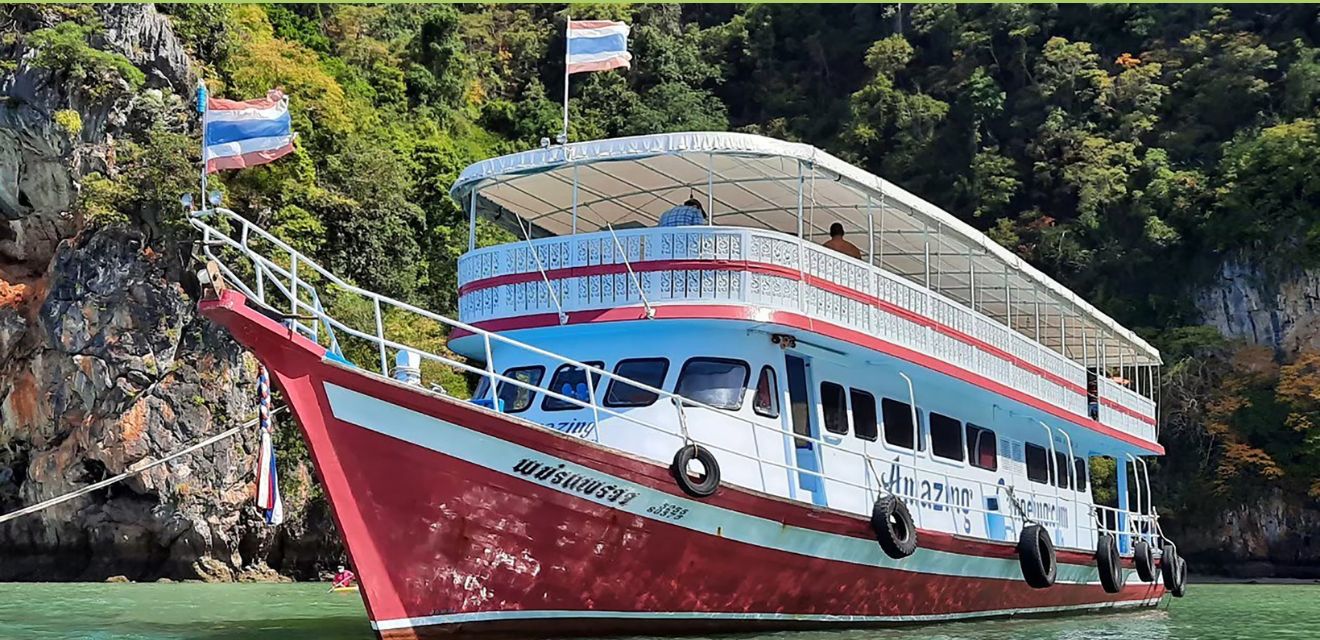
xmin=0 ymin=582 xmax=1313 ymax=640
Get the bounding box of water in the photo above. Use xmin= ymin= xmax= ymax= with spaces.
xmin=0 ymin=583 xmax=1314 ymax=640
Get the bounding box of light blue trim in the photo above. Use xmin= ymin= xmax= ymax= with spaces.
xmin=322 ymin=382 xmax=1106 ymax=585
xmin=567 ymin=33 xmax=628 ymax=56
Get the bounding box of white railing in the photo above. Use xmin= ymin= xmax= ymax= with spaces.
xmin=457 ymin=227 xmax=1157 ymax=439
xmin=192 ymin=208 xmax=1163 ymax=555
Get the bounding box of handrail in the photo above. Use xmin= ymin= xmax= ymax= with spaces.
xmin=606 ymin=223 xmax=655 ymax=319
xmin=191 ymin=207 xmax=1164 ymax=554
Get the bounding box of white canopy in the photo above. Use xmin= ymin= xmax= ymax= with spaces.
xmin=451 ymin=131 xmax=1161 ymax=367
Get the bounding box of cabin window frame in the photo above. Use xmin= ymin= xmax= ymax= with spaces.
xmin=965 ymin=424 xmax=998 ymax=471
xmin=1025 ymin=442 xmax=1053 ymax=485
xmin=1073 ymin=456 xmax=1089 ymax=492
xmin=496 ymin=365 xmax=546 ymax=414
xmin=850 ymin=388 xmax=878 ymax=442
xmin=675 ymin=357 xmax=751 ymax=411
xmin=880 ymin=397 xmax=925 ymax=452
xmin=603 ymin=358 xmax=671 ymax=408
xmin=928 ymin=411 xmax=965 ymax=464
xmin=752 ymin=365 xmax=780 ymax=418
xmin=820 ymin=381 xmax=849 ymax=435
xmin=1054 ymin=450 xmax=1072 ymax=489
xmin=541 ymin=361 xmax=605 ymax=411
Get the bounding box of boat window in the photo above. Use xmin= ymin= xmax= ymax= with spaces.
xmin=929 ymin=412 xmax=964 ymax=461
xmin=542 ymin=361 xmax=605 ymax=411
xmin=474 ymin=376 xmax=490 ymax=400
xmin=496 ymin=366 xmax=545 ymax=414
xmin=821 ymin=382 xmax=848 ymax=434
xmin=882 ymin=398 xmax=924 ymax=450
xmin=1074 ymin=456 xmax=1088 ymax=492
xmin=1025 ymin=443 xmax=1051 ymax=484
xmin=1054 ymin=451 xmax=1071 ymax=489
xmin=966 ymin=424 xmax=997 ymax=471
xmin=604 ymin=358 xmax=670 ymax=408
xmin=753 ymin=366 xmax=780 ymax=418
xmin=676 ymin=358 xmax=750 ymax=410
xmin=851 ymin=389 xmax=878 ymax=441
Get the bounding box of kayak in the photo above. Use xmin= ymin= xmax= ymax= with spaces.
xmin=330 ymin=585 xmax=359 ymax=593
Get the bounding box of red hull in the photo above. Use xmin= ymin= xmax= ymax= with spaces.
xmin=200 ymin=291 xmax=1164 ymax=638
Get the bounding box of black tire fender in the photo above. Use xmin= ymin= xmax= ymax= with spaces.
xmin=1161 ymin=543 xmax=1188 ymax=598
xmin=1096 ymin=534 xmax=1125 ymax=593
xmin=670 ymin=444 xmax=720 ymax=498
xmin=870 ymin=495 xmax=918 ymax=559
xmin=1134 ymin=539 xmax=1156 ymax=583
xmin=1018 ymin=524 xmax=1057 ymax=589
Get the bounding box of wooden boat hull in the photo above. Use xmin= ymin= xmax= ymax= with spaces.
xmin=199 ymin=290 xmax=1164 ymax=639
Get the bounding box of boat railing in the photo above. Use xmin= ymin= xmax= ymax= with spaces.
xmin=457 ymin=226 xmax=1156 ymax=440
xmin=191 ymin=207 xmax=1162 ymax=554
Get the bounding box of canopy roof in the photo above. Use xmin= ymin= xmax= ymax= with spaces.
xmin=452 ymin=131 xmax=1160 ymax=366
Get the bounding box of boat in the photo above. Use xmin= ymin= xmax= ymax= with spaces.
xmin=331 ymin=585 xmax=361 ymax=594
xmin=190 ymin=131 xmax=1184 ymax=639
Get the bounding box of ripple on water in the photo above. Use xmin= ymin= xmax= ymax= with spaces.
xmin=0 ymin=583 xmax=1315 ymax=640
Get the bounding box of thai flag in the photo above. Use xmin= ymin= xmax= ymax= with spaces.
xmin=202 ymin=90 xmax=295 ymax=173
xmin=566 ymin=20 xmax=631 ymax=74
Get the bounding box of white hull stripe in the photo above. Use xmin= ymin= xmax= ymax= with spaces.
xmin=370 ymin=599 xmax=1157 ymax=631
xmin=324 ymin=383 xmax=1124 ymax=586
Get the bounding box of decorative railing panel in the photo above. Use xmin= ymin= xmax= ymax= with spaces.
xmin=458 ymin=227 xmax=1154 ymax=441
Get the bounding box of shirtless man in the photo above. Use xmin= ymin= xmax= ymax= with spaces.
xmin=823 ymin=222 xmax=862 ymax=259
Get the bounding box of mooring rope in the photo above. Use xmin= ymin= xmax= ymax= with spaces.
xmin=0 ymin=407 xmax=282 ymax=526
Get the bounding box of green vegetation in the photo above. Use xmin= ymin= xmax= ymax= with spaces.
xmin=38 ymin=4 xmax=1320 ymax=522
xmin=27 ymin=20 xmax=145 ymax=97
xmin=52 ymin=109 xmax=82 ymax=137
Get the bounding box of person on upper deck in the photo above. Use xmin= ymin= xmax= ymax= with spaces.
xmin=659 ymin=198 xmax=707 ymax=227
xmin=823 ymin=222 xmax=862 ymax=259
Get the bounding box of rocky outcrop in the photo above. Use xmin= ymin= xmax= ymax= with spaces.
xmin=1197 ymin=260 xmax=1320 ymax=355
xmin=0 ymin=5 xmax=340 ymax=581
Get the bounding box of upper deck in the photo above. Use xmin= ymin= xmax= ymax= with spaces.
xmin=451 ymin=132 xmax=1161 ymax=447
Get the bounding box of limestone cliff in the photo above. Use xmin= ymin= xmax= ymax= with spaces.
xmin=0 ymin=4 xmax=340 ymax=581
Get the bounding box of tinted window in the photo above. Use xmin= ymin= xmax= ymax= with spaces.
xmin=930 ymin=412 xmax=964 ymax=461
xmin=851 ymin=389 xmax=878 ymax=441
xmin=604 ymin=358 xmax=669 ymax=408
xmin=1074 ymin=456 xmax=1088 ymax=491
xmin=542 ymin=361 xmax=604 ymax=411
xmin=1025 ymin=443 xmax=1051 ymax=484
xmin=882 ymin=398 xmax=918 ymax=449
xmin=1054 ymin=451 xmax=1071 ymax=489
xmin=966 ymin=424 xmax=997 ymax=471
xmin=474 ymin=376 xmax=490 ymax=400
xmin=753 ymin=366 xmax=780 ymax=418
xmin=497 ymin=366 xmax=545 ymax=414
xmin=821 ymin=382 xmax=848 ymax=434
xmin=676 ymin=358 xmax=750 ymax=410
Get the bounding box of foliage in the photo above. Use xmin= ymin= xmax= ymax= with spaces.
xmin=27 ymin=21 xmax=145 ymax=97
xmin=52 ymin=109 xmax=82 ymax=137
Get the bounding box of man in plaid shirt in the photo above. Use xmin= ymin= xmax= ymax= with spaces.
xmin=659 ymin=198 xmax=707 ymax=226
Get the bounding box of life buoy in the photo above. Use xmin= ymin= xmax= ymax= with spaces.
xmin=1096 ymin=534 xmax=1125 ymax=593
xmin=671 ymin=444 xmax=720 ymax=497
xmin=870 ymin=495 xmax=918 ymax=559
xmin=1161 ymin=543 xmax=1187 ymax=597
xmin=1018 ymin=524 xmax=1057 ymax=588
xmin=1134 ymin=539 xmax=1156 ymax=583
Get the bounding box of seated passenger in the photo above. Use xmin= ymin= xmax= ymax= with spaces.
xmin=659 ymin=198 xmax=707 ymax=227
xmin=823 ymin=222 xmax=862 ymax=259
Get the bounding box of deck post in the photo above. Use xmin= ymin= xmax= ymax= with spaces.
xmin=468 ymin=187 xmax=478 ymax=251
xmin=571 ymin=164 xmax=579 ymax=235
xmin=866 ymin=195 xmax=874 ymax=266
xmin=877 ymin=190 xmax=886 ymax=268
xmin=707 ymin=152 xmax=715 ymax=225
xmin=968 ymin=246 xmax=975 ymax=311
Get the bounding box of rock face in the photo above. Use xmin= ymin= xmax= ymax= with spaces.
xmin=0 ymin=5 xmax=340 ymax=581
xmin=1188 ymin=260 xmax=1320 ymax=577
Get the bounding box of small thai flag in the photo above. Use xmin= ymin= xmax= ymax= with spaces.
xmin=202 ymin=90 xmax=295 ymax=174
xmin=566 ymin=20 xmax=631 ymax=74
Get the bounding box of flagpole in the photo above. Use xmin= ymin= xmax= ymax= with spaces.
xmin=561 ymin=13 xmax=571 ymax=143
xmin=197 ymin=79 xmax=208 ymax=211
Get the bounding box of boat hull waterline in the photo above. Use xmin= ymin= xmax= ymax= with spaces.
xmin=199 ymin=290 xmax=1164 ymax=638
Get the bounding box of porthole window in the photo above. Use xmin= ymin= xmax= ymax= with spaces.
xmin=604 ymin=358 xmax=670 ymax=408
xmin=542 ymin=361 xmax=604 ymax=411
xmin=929 ymin=412 xmax=964 ymax=461
xmin=676 ymin=358 xmax=750 ymax=410
xmin=821 ymin=382 xmax=848 ymax=434
xmin=851 ymin=389 xmax=878 ymax=441
xmin=496 ymin=366 xmax=545 ymax=414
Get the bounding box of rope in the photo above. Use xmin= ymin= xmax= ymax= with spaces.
xmin=0 ymin=408 xmax=281 ymax=526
